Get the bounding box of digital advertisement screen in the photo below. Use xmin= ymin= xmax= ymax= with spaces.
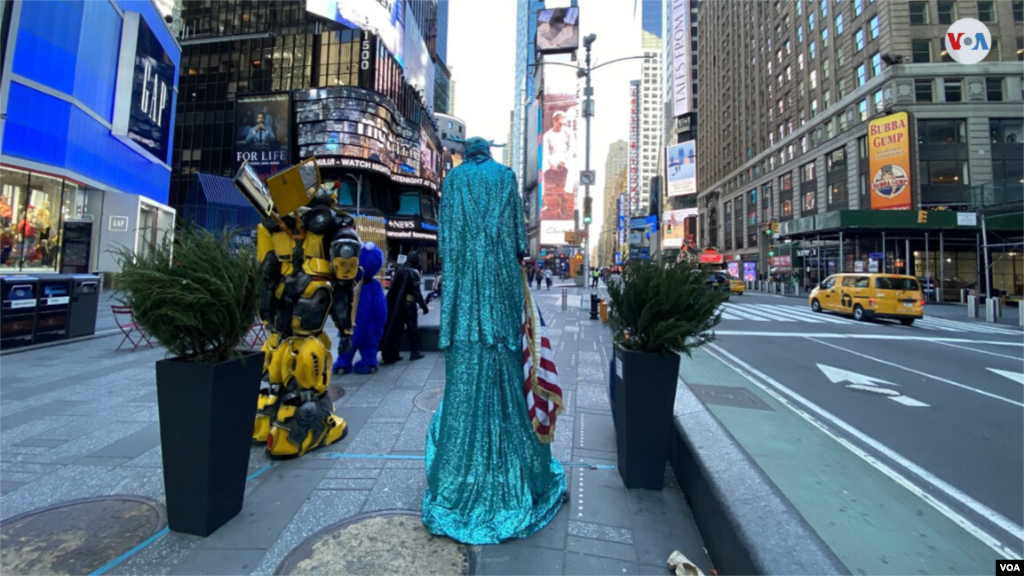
xmin=404 ymin=10 xmax=434 ymax=109
xmin=536 ymin=7 xmax=579 ymax=54
xmin=868 ymin=111 xmax=912 ymax=211
xmin=666 ymin=141 xmax=696 ymax=197
xmin=628 ymin=82 xmax=640 ymax=215
xmin=661 ymin=208 xmax=698 ymax=249
xmin=234 ymin=93 xmax=291 ymax=181
xmin=539 ymin=64 xmax=579 ymax=245
xmin=743 ymin=262 xmax=757 ymax=282
xmin=306 ymin=0 xmax=404 ymax=66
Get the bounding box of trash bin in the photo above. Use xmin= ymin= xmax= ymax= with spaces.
xmin=1 ymin=275 xmax=39 ymax=350
xmin=68 ymin=274 xmax=101 ymax=338
xmin=33 ymin=274 xmax=73 ymax=344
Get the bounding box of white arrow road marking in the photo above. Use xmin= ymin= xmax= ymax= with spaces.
xmin=987 ymin=368 xmax=1024 ymax=386
xmin=817 ymin=364 xmax=898 ymax=387
xmin=819 ymin=364 xmax=931 ymax=406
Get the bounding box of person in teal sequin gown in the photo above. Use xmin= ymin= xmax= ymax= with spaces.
xmin=422 ymin=138 xmax=566 ymax=545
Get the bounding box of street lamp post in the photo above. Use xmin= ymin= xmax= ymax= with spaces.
xmin=342 ymin=173 xmax=363 ymax=216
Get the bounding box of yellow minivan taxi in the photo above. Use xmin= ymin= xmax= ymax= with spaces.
xmin=809 ymin=273 xmax=924 ymax=325
xmin=714 ymin=270 xmax=746 ymax=294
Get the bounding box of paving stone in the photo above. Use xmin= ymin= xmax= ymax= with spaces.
xmin=123 ymin=445 xmax=164 ymax=468
xmin=577 ymin=412 xmax=616 ymax=453
xmin=362 ymin=468 xmax=426 ymax=513
xmin=0 ymin=481 xmax=27 ymax=494
xmin=510 ymin=505 xmax=569 ymax=551
xmin=74 ymin=456 xmax=132 ymax=467
xmin=325 ymin=466 xmax=382 ymax=479
xmin=337 ymin=382 xmax=395 ymax=408
xmin=637 ymin=562 xmax=673 ymax=575
xmin=393 ymin=412 xmax=433 ymax=452
xmin=568 ymin=521 xmax=634 ymax=544
xmin=573 ymin=485 xmax=632 ymax=529
xmin=331 ymin=407 xmax=376 ymax=449
xmin=90 ymin=422 xmax=161 ymax=459
xmin=575 ymin=385 xmax=611 ymax=412
xmin=318 ymin=478 xmax=377 ymax=490
xmin=564 ymin=551 xmax=638 ymax=575
xmin=566 ymin=535 xmax=637 ymax=563
xmin=163 ymin=548 xmax=267 ymax=576
xmin=627 ymin=481 xmax=709 ymax=570
xmin=0 ymin=409 xmax=51 ymax=432
xmin=370 ymin=389 xmax=419 ymax=419
xmin=132 ymin=390 xmax=158 ymax=403
xmin=343 ymin=421 xmax=402 ymax=455
xmin=477 ymin=542 xmax=565 ymax=576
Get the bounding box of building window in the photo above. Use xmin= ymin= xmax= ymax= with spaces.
xmin=1015 ymin=1 xmax=1024 ymax=22
xmin=828 ymin=182 xmax=848 ymax=209
xmin=823 ymin=58 xmax=831 ymax=79
xmin=822 ymin=27 xmax=830 ymax=49
xmin=798 ymin=0 xmax=803 ymax=15
xmin=978 ymin=1 xmax=996 ymax=22
xmin=990 ymin=118 xmax=1024 ymax=143
xmin=915 ymin=79 xmax=933 ymax=102
xmin=826 ymin=119 xmax=835 ymax=139
xmin=910 ymin=2 xmax=929 ymax=24
xmin=810 ymin=41 xmax=817 ymax=60
xmin=858 ymin=99 xmax=868 ymax=121
xmin=824 ymin=89 xmax=831 ymax=107
xmin=927 ymin=161 xmax=968 ymax=185
xmin=945 ymin=79 xmax=962 ymax=101
xmin=810 ymin=12 xmax=816 ymax=32
xmin=828 ymin=148 xmax=846 ymax=173
xmin=812 ymin=98 xmax=818 ymax=115
xmin=786 ymin=40 xmax=792 ymax=55
xmin=837 ymin=46 xmax=846 ymax=68
xmin=837 ymin=14 xmax=844 ymax=34
xmin=854 ymin=0 xmax=864 ymax=15
xmin=839 ymin=110 xmax=849 ymax=131
xmin=871 ymin=52 xmax=883 ymax=76
xmin=937 ymin=1 xmax=956 ymax=24
xmin=869 ymin=16 xmax=880 ymax=39
xmin=811 ymin=70 xmax=818 ymax=89
xmin=987 ymin=78 xmax=1004 ymax=101
xmin=802 ymin=161 xmax=816 ymax=181
xmin=1017 ymin=38 xmax=1023 ymax=60
xmin=856 ymin=64 xmax=867 ymax=86
xmin=855 ymin=29 xmax=865 ymax=52
xmin=798 ymin=25 xmax=804 ymax=43
xmin=912 ymin=40 xmax=931 ymax=63
xmin=804 ymin=190 xmax=817 ymax=212
xmin=873 ymin=90 xmax=884 ymax=112
xmin=787 ymin=65 xmax=793 ymax=81
xmin=821 ymin=0 xmax=828 ymax=18
xmin=799 ymin=53 xmax=805 ymax=70
xmin=919 ymin=119 xmax=967 ymax=144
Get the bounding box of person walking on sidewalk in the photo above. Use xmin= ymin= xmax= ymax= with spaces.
xmin=545 ymin=267 xmax=552 ymax=290
xmin=536 ymin=266 xmax=543 ymax=290
xmin=423 ymin=136 xmax=566 ymax=545
xmin=591 ymin=268 xmax=599 ymax=288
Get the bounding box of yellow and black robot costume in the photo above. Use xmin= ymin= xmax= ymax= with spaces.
xmin=253 ymin=188 xmax=361 ymax=458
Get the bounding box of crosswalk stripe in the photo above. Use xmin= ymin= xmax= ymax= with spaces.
xmin=720 ymin=312 xmax=744 ymax=321
xmin=771 ymin=305 xmax=858 ymax=325
xmin=722 ymin=303 xmax=796 ymax=322
xmin=718 ymin=305 xmax=768 ymax=321
xmin=752 ymin=305 xmax=826 ymax=323
xmin=918 ymin=317 xmax=1020 ymax=335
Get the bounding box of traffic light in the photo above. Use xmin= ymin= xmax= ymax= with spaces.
xmin=768 ymin=250 xmax=775 ymax=257
xmin=771 ymin=222 xmax=780 ymax=236
xmin=764 ymin=225 xmax=773 ymax=236
xmin=917 ymin=210 xmax=928 ymax=224
xmin=583 ymin=196 xmax=593 ymax=225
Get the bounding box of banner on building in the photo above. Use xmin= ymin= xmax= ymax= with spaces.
xmin=539 ymin=64 xmax=579 ymax=245
xmin=628 ymin=81 xmax=640 ymax=215
xmin=671 ymin=0 xmax=692 ymax=117
xmin=868 ymin=111 xmax=912 ymax=211
xmin=306 ymin=0 xmax=404 ymax=66
xmin=661 ymin=208 xmax=698 ymax=249
xmin=535 ymin=7 xmax=580 ymax=54
xmin=666 ymin=141 xmax=696 ymax=197
xmin=234 ymin=93 xmax=291 ymax=181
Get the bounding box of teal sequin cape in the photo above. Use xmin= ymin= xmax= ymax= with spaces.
xmin=422 ymin=141 xmax=566 ymax=545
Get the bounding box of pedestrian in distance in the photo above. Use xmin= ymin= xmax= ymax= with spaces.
xmin=545 ymin=268 xmax=552 ymax=290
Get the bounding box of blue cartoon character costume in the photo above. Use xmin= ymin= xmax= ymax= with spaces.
xmin=333 ymin=242 xmax=387 ymax=375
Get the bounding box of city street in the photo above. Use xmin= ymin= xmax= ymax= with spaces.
xmin=683 ymin=292 xmax=1024 ymax=574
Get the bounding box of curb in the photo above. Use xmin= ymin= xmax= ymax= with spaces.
xmin=669 ymin=375 xmax=849 ymax=576
xmin=0 ymin=329 xmax=120 ymax=356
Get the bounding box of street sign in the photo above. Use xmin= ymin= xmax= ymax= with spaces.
xmin=580 ymin=170 xmax=596 ymax=186
xmin=817 ymin=364 xmax=929 ymax=407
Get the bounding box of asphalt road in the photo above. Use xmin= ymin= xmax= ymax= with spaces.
xmin=694 ymin=291 xmax=1024 ymax=574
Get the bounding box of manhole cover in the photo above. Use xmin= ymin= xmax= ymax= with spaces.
xmin=414 ymin=386 xmax=444 ymax=413
xmin=328 ymin=385 xmax=346 ymax=402
xmin=275 ymin=511 xmax=470 ymax=575
xmin=0 ymin=496 xmax=166 ymax=576
xmin=688 ymin=384 xmax=774 ymax=411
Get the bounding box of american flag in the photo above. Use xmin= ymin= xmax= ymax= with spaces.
xmin=522 ymin=294 xmax=564 ymax=444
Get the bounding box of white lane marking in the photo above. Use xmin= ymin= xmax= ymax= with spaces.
xmin=756 ymin=305 xmax=827 ymax=323
xmin=988 ymin=368 xmax=1024 ymax=386
xmin=931 ymin=340 xmax=1024 ymax=361
xmin=917 ymin=316 xmax=1023 ymax=335
xmin=724 ymin=304 xmax=797 ymax=322
xmin=720 ymin=312 xmax=744 ymax=321
xmin=707 ymin=344 xmax=1024 ymax=557
xmin=807 ymin=338 xmax=1024 ymax=408
xmin=846 ymin=383 xmax=901 ymax=396
xmin=717 ymin=305 xmax=770 ymax=321
xmin=714 ymin=331 xmax=1024 ymax=346
xmin=890 ymin=395 xmax=931 ymax=407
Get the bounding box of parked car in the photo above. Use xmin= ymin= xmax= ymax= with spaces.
xmin=705 ymin=272 xmax=732 ymax=301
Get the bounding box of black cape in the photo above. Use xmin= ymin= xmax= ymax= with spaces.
xmin=381 ymin=265 xmax=424 ymax=362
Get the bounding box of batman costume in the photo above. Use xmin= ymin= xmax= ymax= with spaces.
xmin=380 ymin=251 xmax=429 ymax=364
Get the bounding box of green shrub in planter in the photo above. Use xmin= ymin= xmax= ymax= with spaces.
xmin=113 ymin=226 xmax=262 ymax=536
xmin=604 ymin=258 xmax=725 ymax=489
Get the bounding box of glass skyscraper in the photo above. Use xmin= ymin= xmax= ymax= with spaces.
xmin=512 ymin=0 xmax=545 ymax=195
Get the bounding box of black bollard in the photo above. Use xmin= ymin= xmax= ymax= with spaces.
xmin=590 ymin=293 xmax=599 ymax=320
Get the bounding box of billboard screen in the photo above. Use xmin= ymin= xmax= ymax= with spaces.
xmin=536 ymin=7 xmax=579 ymax=54
xmin=112 ymin=12 xmax=176 ymax=165
xmin=234 ymin=93 xmax=291 ymax=181
xmin=661 ymin=208 xmax=698 ymax=249
xmin=666 ymin=141 xmax=696 ymax=197
xmin=628 ymin=81 xmax=640 ymax=215
xmin=404 ymin=10 xmax=434 ymax=109
xmin=539 ymin=64 xmax=579 ymax=245
xmin=306 ymin=0 xmax=404 ymax=66
xmin=868 ymin=112 xmax=912 ymax=210
xmin=671 ymin=0 xmax=692 ymax=117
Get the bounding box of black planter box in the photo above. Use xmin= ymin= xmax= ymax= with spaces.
xmin=612 ymin=344 xmax=681 ymax=490
xmin=156 ymin=351 xmax=262 ymax=536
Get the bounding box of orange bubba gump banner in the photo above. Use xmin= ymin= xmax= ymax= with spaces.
xmin=868 ymin=112 xmax=913 ymax=211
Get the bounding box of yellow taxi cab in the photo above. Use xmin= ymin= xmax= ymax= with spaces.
xmin=714 ymin=270 xmax=746 ymax=295
xmin=808 ymin=273 xmax=924 ymax=325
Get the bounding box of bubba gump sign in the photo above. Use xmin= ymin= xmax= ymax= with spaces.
xmin=867 ymin=112 xmax=912 ymax=211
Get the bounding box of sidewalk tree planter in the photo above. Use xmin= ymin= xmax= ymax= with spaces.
xmin=114 ymin=226 xmax=261 ymax=536
xmin=606 ymin=258 xmax=723 ymax=490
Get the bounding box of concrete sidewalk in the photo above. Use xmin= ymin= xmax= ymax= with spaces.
xmin=0 ymin=286 xmax=711 ymax=576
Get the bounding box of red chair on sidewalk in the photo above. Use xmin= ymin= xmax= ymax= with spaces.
xmin=112 ymin=305 xmax=154 ymax=352
xmin=246 ymin=320 xmax=267 ymax=350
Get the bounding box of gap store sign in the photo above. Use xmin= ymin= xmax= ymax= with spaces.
xmin=112 ymin=12 xmax=175 ymax=165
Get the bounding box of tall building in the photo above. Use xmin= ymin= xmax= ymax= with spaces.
xmin=698 ymin=0 xmax=1023 ymax=293
xmin=407 ymin=0 xmax=451 ymax=114
xmin=636 ymin=0 xmax=665 ymax=216
xmin=512 ymin=0 xmax=546 ymax=195
xmin=600 ymin=141 xmax=629 ymax=266
xmin=504 ymin=110 xmax=515 ymax=167
xmin=154 ymin=0 xmax=183 ymax=35
xmin=172 ymin=0 xmax=444 ymax=270
xmin=449 ymin=74 xmax=457 ymax=115
xmin=1 ymin=0 xmax=180 ymax=278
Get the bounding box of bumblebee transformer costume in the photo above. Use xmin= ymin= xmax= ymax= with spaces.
xmin=251 ymin=187 xmax=361 ymax=458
